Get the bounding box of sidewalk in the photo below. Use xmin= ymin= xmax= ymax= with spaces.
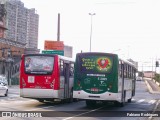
xmin=144 ymin=78 xmax=160 ymax=120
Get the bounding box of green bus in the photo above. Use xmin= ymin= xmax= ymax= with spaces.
xmin=73 ymin=52 xmax=137 ymax=107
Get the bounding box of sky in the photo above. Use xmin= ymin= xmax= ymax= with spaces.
xmin=21 ymin=0 xmax=160 ymax=71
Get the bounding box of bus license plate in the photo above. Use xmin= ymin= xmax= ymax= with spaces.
xmin=28 ymin=76 xmax=35 ymax=83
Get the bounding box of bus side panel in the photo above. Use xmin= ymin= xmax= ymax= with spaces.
xmin=53 ymin=55 xmax=60 ymax=90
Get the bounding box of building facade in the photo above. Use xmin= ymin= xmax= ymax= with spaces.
xmin=0 ymin=3 xmax=7 ymax=38
xmin=4 ymin=0 xmax=39 ymax=49
xmin=0 ymin=0 xmax=39 ymax=85
xmin=143 ymin=71 xmax=155 ymax=78
xmin=26 ymin=8 xmax=39 ymax=48
xmin=0 ymin=38 xmax=25 ymax=85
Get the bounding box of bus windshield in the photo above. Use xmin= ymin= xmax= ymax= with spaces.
xmin=78 ymin=55 xmax=113 ymax=74
xmin=24 ymin=56 xmax=54 ymax=74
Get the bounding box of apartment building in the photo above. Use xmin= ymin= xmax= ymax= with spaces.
xmin=26 ymin=8 xmax=39 ymax=48
xmin=4 ymin=0 xmax=39 ymax=49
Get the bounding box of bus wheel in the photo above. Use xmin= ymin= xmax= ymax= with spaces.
xmin=86 ymin=100 xmax=96 ymax=108
xmin=68 ymin=90 xmax=73 ymax=103
xmin=73 ymin=98 xmax=79 ymax=102
xmin=114 ymin=101 xmax=124 ymax=107
xmin=120 ymin=101 xmax=125 ymax=107
xmin=38 ymin=99 xmax=45 ymax=103
xmin=128 ymin=98 xmax=132 ymax=103
xmin=119 ymin=90 xmax=126 ymax=107
xmin=114 ymin=101 xmax=120 ymax=107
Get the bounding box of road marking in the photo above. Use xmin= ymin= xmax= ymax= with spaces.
xmin=148 ymin=99 xmax=160 ymax=120
xmin=148 ymin=100 xmax=156 ymax=104
xmin=62 ymin=107 xmax=104 ymax=120
xmin=0 ymin=99 xmax=36 ymax=104
xmin=25 ymin=106 xmax=55 ymax=111
xmin=137 ymin=99 xmax=145 ymax=103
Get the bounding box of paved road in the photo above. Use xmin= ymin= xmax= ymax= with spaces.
xmin=0 ymin=80 xmax=160 ymax=120
xmin=144 ymin=78 xmax=160 ymax=120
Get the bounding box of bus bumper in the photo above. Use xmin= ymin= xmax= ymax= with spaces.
xmin=73 ymin=90 xmax=120 ymax=101
xmin=20 ymin=88 xmax=59 ymax=98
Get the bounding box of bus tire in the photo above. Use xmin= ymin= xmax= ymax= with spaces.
xmin=73 ymin=98 xmax=79 ymax=102
xmin=38 ymin=99 xmax=45 ymax=103
xmin=120 ymin=90 xmax=126 ymax=107
xmin=68 ymin=89 xmax=73 ymax=103
xmin=86 ymin=100 xmax=96 ymax=108
xmin=114 ymin=101 xmax=125 ymax=107
xmin=120 ymin=101 xmax=125 ymax=107
xmin=128 ymin=98 xmax=132 ymax=103
xmin=69 ymin=93 xmax=73 ymax=103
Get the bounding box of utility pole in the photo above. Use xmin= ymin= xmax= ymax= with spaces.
xmin=89 ymin=13 xmax=96 ymax=52
xmin=57 ymin=13 xmax=60 ymax=41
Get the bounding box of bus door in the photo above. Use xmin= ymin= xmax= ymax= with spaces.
xmin=64 ymin=62 xmax=70 ymax=99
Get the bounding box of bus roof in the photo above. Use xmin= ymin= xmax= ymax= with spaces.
xmin=76 ymin=52 xmax=118 ymax=57
xmin=22 ymin=54 xmax=74 ymax=63
xmin=119 ymin=58 xmax=137 ymax=69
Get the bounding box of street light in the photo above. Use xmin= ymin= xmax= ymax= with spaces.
xmin=89 ymin=13 xmax=96 ymax=52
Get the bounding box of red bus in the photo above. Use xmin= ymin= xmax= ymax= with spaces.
xmin=20 ymin=54 xmax=74 ymax=103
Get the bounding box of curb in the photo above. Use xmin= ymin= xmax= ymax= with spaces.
xmin=144 ymin=79 xmax=160 ymax=120
xmin=144 ymin=80 xmax=160 ymax=94
xmin=144 ymin=80 xmax=153 ymax=93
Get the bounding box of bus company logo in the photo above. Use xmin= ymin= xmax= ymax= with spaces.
xmin=2 ymin=112 xmax=11 ymax=117
xmin=97 ymin=58 xmax=111 ymax=71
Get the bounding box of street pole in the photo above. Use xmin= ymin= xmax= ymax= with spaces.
xmin=89 ymin=13 xmax=95 ymax=52
xmin=57 ymin=13 xmax=60 ymax=41
xmin=152 ymin=58 xmax=153 ymax=80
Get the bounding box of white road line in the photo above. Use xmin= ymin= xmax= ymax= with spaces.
xmin=137 ymin=99 xmax=145 ymax=103
xmin=62 ymin=107 xmax=104 ymax=120
xmin=148 ymin=100 xmax=156 ymax=104
xmin=132 ymin=98 xmax=136 ymax=101
xmin=0 ymin=99 xmax=36 ymax=104
xmin=25 ymin=106 xmax=55 ymax=111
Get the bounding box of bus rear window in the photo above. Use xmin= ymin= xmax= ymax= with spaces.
xmin=25 ymin=56 xmax=54 ymax=74
xmin=79 ymin=55 xmax=113 ymax=73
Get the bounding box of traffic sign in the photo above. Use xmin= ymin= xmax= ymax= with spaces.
xmin=44 ymin=40 xmax=64 ymax=50
xmin=42 ymin=50 xmax=64 ymax=56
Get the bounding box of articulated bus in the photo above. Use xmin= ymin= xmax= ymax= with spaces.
xmin=73 ymin=52 xmax=137 ymax=107
xmin=20 ymin=54 xmax=74 ymax=103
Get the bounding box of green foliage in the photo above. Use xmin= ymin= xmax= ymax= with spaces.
xmin=154 ymin=73 xmax=160 ymax=82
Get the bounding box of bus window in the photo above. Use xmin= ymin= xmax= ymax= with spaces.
xmin=60 ymin=60 xmax=64 ymax=76
xmin=25 ymin=56 xmax=54 ymax=74
xmin=119 ymin=60 xmax=122 ymax=77
xmin=70 ymin=63 xmax=74 ymax=76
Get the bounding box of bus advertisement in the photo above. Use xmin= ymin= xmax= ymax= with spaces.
xmin=73 ymin=52 xmax=137 ymax=107
xmin=20 ymin=54 xmax=74 ymax=103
